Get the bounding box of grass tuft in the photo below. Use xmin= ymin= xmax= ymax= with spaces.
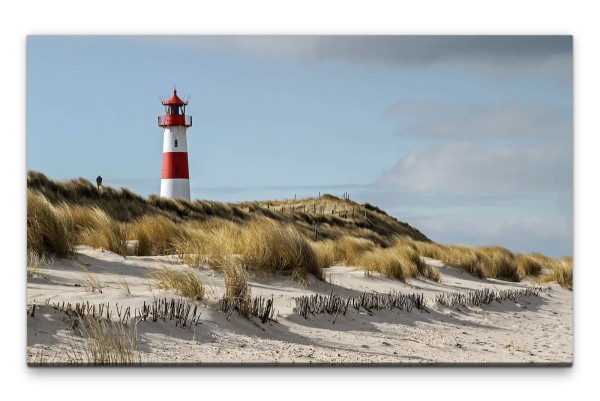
xmin=310 ymin=240 xmax=336 ymax=271
xmin=540 ymin=263 xmax=573 ymax=290
xmin=516 ymin=254 xmax=544 ymax=277
xmin=223 ymin=264 xmax=252 ymax=317
xmin=116 ymin=275 xmax=131 ymax=295
xmin=405 ymin=238 xmax=520 ymax=281
xmin=27 ymin=249 xmax=53 ymax=278
xmin=27 ymin=190 xmax=75 ymax=258
xmin=77 ymin=266 xmax=103 ymax=293
xmin=150 ymin=266 xmax=205 ymax=300
xmin=357 ymin=247 xmax=410 ymax=281
xmin=125 ymin=215 xmax=183 ymax=256
xmin=331 ymin=236 xmax=376 ymax=265
xmin=74 ymin=318 xmax=141 ymax=365
xmin=241 ymin=218 xmax=323 ymax=282
xmin=76 ymin=207 xmax=127 ymax=256
xmin=476 ymin=246 xmax=520 ymax=282
xmin=534 ymin=255 xmax=573 ymax=290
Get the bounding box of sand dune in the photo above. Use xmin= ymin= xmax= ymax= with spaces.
xmin=27 ymin=246 xmax=572 ymax=365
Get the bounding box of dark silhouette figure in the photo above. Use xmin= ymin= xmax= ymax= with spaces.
xmin=96 ymin=175 xmax=103 ymax=190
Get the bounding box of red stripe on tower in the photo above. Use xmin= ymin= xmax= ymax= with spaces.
xmin=161 ymin=152 xmax=190 ymax=179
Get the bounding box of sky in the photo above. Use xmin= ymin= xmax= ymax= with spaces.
xmin=26 ymin=35 xmax=573 ymax=257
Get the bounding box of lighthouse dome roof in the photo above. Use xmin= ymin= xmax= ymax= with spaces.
xmin=162 ymin=89 xmax=188 ymax=106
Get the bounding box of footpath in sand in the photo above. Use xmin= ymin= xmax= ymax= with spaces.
xmin=27 ymin=246 xmax=573 ymax=365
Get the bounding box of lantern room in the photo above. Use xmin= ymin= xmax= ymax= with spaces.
xmin=158 ymin=89 xmax=192 ymax=127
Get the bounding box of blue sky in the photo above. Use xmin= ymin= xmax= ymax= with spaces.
xmin=27 ymin=36 xmax=573 ymax=256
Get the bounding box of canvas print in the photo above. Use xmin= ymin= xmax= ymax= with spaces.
xmin=26 ymin=35 xmax=573 ymax=366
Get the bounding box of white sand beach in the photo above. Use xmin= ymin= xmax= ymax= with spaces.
xmin=26 ymin=246 xmax=572 ymax=365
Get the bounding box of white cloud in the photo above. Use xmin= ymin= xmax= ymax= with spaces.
xmin=378 ymin=141 xmax=572 ymax=193
xmin=387 ymin=101 xmax=572 ymax=141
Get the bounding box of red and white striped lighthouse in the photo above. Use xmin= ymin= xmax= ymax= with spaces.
xmin=158 ymin=89 xmax=192 ymax=201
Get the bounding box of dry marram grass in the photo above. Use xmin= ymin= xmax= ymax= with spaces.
xmin=223 ymin=264 xmax=252 ymax=317
xmin=116 ymin=275 xmax=131 ymax=295
xmin=76 ymin=207 xmax=127 ymax=256
xmin=516 ymin=254 xmax=544 ymax=277
xmin=71 ymin=318 xmax=141 ymax=365
xmin=27 ymin=190 xmax=75 ymax=258
xmin=406 ymin=238 xmax=520 ymax=281
xmin=331 ymin=236 xmax=375 ymax=265
xmin=174 ymin=217 xmax=323 ymax=283
xmin=540 ymin=263 xmax=573 ymax=290
xmin=392 ymin=238 xmax=441 ymax=282
xmin=27 ymin=172 xmax=572 ymax=287
xmin=535 ymin=255 xmax=573 ymax=290
xmin=150 ymin=265 xmax=205 ymax=300
xmin=27 ymin=249 xmax=53 ymax=278
xmin=78 ymin=266 xmax=103 ymax=293
xmin=125 ymin=215 xmax=183 ymax=256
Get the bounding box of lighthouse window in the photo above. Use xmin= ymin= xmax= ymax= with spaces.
xmin=170 ymin=105 xmax=180 ymax=115
xmin=174 ymin=139 xmax=178 ymax=148
xmin=175 ymin=166 xmax=179 ymax=175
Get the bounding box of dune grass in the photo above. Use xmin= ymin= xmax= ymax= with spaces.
xmin=392 ymin=238 xmax=441 ymax=282
xmin=73 ymin=318 xmax=141 ymax=365
xmin=241 ymin=218 xmax=323 ymax=282
xmin=125 ymin=215 xmax=184 ymax=256
xmin=310 ymin=240 xmax=336 ymax=271
xmin=116 ymin=275 xmax=131 ymax=295
xmin=413 ymin=241 xmax=486 ymax=279
xmin=150 ymin=266 xmax=205 ymax=300
xmin=331 ymin=235 xmax=376 ymax=265
xmin=77 ymin=266 xmax=103 ymax=293
xmin=526 ymin=253 xmax=567 ymax=271
xmin=353 ymin=240 xmax=441 ymax=283
xmin=310 ymin=235 xmax=440 ymax=283
xmin=476 ymin=246 xmax=520 ymax=282
xmin=175 ymin=218 xmax=245 ymax=269
xmin=28 ymin=171 xmax=431 ymax=248
xmin=540 ymin=262 xmax=573 ymax=290
xmin=402 ymin=238 xmax=521 ymax=281
xmin=357 ymin=247 xmax=415 ymax=282
xmin=512 ymin=253 xmax=572 ymax=289
xmin=174 ymin=217 xmax=323 ymax=283
xmin=75 ymin=207 xmax=127 ymax=256
xmin=223 ymin=264 xmax=252 ymax=317
xmin=27 ymin=249 xmax=53 ymax=278
xmin=526 ymin=254 xmax=573 ymax=290
xmin=516 ymin=253 xmax=544 ymax=277
xmin=27 ymin=172 xmax=571 ymax=287
xmin=27 ymin=190 xmax=75 ymax=258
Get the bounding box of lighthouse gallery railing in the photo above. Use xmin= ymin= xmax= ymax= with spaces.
xmin=158 ymin=115 xmax=192 ymax=127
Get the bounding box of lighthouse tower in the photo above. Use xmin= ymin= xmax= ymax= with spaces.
xmin=158 ymin=89 xmax=192 ymax=201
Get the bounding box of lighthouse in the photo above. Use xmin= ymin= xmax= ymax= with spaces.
xmin=158 ymin=89 xmax=192 ymax=201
